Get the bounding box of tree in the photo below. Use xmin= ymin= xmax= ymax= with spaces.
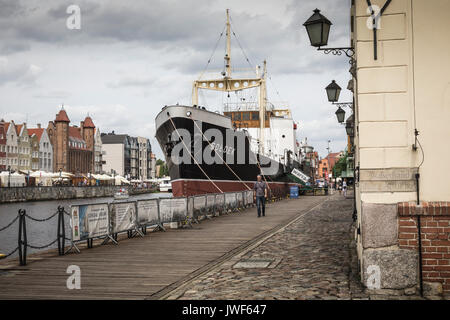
xmin=156 ymin=159 xmax=169 ymax=177
xmin=332 ymin=154 xmax=348 ymax=178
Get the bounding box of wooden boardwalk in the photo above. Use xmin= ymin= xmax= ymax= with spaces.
xmin=0 ymin=196 xmax=326 ymax=299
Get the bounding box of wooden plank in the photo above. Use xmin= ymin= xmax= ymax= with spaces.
xmin=0 ymin=197 xmax=324 ymax=299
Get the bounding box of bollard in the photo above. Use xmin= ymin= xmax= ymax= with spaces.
xmin=57 ymin=206 xmax=66 ymax=256
xmin=18 ymin=209 xmax=27 ymax=266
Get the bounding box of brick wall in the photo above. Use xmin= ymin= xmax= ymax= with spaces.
xmin=398 ymin=202 xmax=450 ymax=294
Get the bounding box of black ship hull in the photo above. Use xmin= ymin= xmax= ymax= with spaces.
xmin=155 ymin=105 xmax=299 ymax=196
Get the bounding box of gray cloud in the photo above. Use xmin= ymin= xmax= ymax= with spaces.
xmin=0 ymin=0 xmax=353 ymax=159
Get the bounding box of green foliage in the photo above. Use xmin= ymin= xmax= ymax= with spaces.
xmin=156 ymin=159 xmax=169 ymax=177
xmin=332 ymin=154 xmax=348 ymax=178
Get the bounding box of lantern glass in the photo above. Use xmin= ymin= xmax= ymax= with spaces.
xmin=345 ymin=122 xmax=354 ymax=137
xmin=335 ymin=107 xmax=346 ymax=124
xmin=326 ymin=80 xmax=341 ymax=103
xmin=303 ymin=9 xmax=332 ymax=47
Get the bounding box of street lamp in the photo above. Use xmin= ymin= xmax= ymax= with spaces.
xmin=303 ymin=9 xmax=332 ymax=48
xmin=326 ymin=80 xmax=341 ymax=103
xmin=345 ymin=117 xmax=355 ymax=137
xmin=303 ymin=9 xmax=355 ymax=62
xmin=7 ymin=165 xmax=11 ymax=188
xmin=335 ymin=107 xmax=346 ymax=124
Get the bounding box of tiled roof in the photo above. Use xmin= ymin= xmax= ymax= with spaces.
xmin=68 ymin=126 xmax=83 ymax=140
xmin=27 ymin=128 xmax=44 ymax=142
xmin=83 ymin=116 xmax=95 ymax=128
xmin=15 ymin=124 xmax=23 ymax=135
xmin=55 ymin=109 xmax=70 ymax=122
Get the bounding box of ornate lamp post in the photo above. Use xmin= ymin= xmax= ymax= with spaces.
xmin=303 ymin=9 xmax=355 ymax=64
xmin=7 ymin=165 xmax=11 ymax=188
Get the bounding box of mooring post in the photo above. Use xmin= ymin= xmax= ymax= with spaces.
xmin=18 ymin=209 xmax=27 ymax=266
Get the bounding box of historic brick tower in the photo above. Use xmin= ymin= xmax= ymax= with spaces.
xmin=81 ymin=115 xmax=95 ymax=173
xmin=52 ymin=108 xmax=70 ymax=172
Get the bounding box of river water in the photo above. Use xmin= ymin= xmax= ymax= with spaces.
xmin=0 ymin=192 xmax=172 ymax=259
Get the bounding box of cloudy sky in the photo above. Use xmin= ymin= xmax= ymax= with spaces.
xmin=0 ymin=0 xmax=353 ymax=159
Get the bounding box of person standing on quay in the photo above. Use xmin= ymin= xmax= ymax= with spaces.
xmin=254 ymin=175 xmax=268 ymax=217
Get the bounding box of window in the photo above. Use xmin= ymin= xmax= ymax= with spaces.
xmin=251 ymin=112 xmax=259 ymax=120
xmin=243 ymin=112 xmax=250 ymax=121
xmin=233 ymin=113 xmax=241 ymax=121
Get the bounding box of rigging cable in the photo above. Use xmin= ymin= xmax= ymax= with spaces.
xmin=244 ymin=134 xmax=272 ymax=194
xmin=198 ymin=24 xmax=227 ymax=80
xmin=192 ymin=119 xmax=252 ymax=191
xmin=167 ymin=113 xmax=223 ymax=193
xmin=229 ymin=16 xmax=255 ymax=70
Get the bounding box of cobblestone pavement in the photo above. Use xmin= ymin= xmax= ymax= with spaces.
xmin=168 ymin=193 xmax=422 ymax=300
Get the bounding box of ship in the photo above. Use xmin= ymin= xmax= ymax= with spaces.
xmin=155 ymin=9 xmax=302 ymax=197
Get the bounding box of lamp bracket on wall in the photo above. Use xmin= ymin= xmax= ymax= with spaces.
xmin=332 ymin=102 xmax=353 ymax=109
xmin=317 ymin=47 xmax=355 ymax=65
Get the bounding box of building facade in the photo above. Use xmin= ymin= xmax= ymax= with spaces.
xmin=149 ymin=152 xmax=156 ymax=179
xmin=29 ymin=134 xmax=39 ymax=171
xmin=16 ymin=123 xmax=31 ymax=172
xmin=94 ymin=128 xmax=103 ymax=174
xmin=28 ymin=125 xmax=53 ymax=172
xmin=351 ymin=0 xmax=450 ymax=297
xmin=0 ymin=120 xmax=6 ymax=171
xmin=101 ymin=132 xmax=152 ymax=180
xmin=47 ymin=108 xmax=95 ymax=174
xmin=101 ymin=132 xmax=128 ymax=177
xmin=4 ymin=121 xmax=18 ymax=171
xmin=318 ymin=158 xmax=329 ymax=181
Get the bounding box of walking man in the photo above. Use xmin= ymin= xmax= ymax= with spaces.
xmin=254 ymin=174 xmax=268 ymax=217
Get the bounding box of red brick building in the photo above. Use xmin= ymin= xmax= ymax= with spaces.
xmin=47 ymin=108 xmax=95 ymax=174
xmin=0 ymin=119 xmax=6 ymax=171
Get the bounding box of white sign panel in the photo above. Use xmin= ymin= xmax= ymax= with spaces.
xmin=206 ymin=194 xmax=215 ymax=211
xmin=137 ymin=199 xmax=159 ymax=226
xmin=236 ymin=192 xmax=243 ymax=206
xmin=194 ymin=196 xmax=206 ymax=211
xmin=246 ymin=190 xmax=254 ymax=205
xmin=159 ymin=198 xmax=187 ymax=223
xmin=110 ymin=202 xmax=136 ymax=233
xmin=187 ymin=197 xmax=194 ymax=218
xmin=225 ymin=193 xmax=236 ymax=207
xmin=71 ymin=203 xmax=109 ymax=241
xmin=291 ymin=168 xmax=310 ymax=183
xmin=215 ymin=194 xmax=225 ymax=208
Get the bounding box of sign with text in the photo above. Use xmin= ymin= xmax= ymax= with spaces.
xmin=71 ymin=203 xmax=109 ymax=241
xmin=110 ymin=202 xmax=137 ymax=233
xmin=137 ymin=199 xmax=159 ymax=226
xmin=291 ymin=168 xmax=310 ymax=183
xmin=159 ymin=198 xmax=187 ymax=223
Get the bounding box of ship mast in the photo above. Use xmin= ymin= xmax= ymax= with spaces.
xmin=225 ymin=9 xmax=232 ymax=78
xmin=191 ymin=9 xmax=267 ymax=155
xmin=259 ymin=60 xmax=267 ymax=154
